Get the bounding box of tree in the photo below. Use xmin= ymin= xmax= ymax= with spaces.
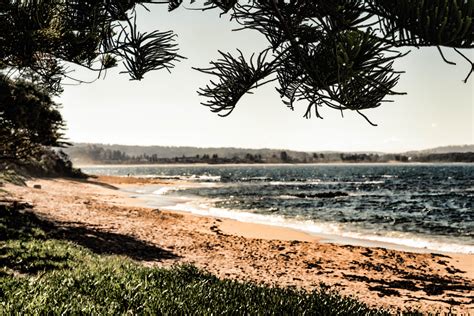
xmin=0 ymin=0 xmax=473 ymax=123
xmin=0 ymin=76 xmax=65 ymax=162
xmin=0 ymin=0 xmax=184 ymax=95
xmin=193 ymin=1 xmax=474 ymax=124
xmin=0 ymin=0 xmax=179 ymax=165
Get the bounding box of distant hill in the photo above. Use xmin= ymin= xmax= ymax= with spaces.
xmin=62 ymin=143 xmax=473 ymax=165
xmin=64 ymin=143 xmax=322 ymax=163
xmin=404 ymin=145 xmax=474 ymax=155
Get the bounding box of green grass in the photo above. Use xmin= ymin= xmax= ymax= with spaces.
xmin=0 ymin=202 xmax=414 ymax=315
xmin=0 ymin=169 xmax=26 ymax=187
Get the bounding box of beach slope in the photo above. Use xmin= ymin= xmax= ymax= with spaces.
xmin=4 ymin=176 xmax=473 ymax=313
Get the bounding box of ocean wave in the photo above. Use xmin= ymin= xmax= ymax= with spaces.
xmin=277 ymin=195 xmax=299 ymax=200
xmin=165 ymin=201 xmax=474 ymax=254
xmin=112 ymin=174 xmax=221 ymax=182
xmin=105 ymin=164 xmax=474 ymax=255
xmin=345 ymin=181 xmax=385 ymax=185
xmin=267 ymin=180 xmax=384 ymax=186
xmin=269 ymin=181 xmax=303 ymax=186
xmin=152 ymin=187 xmax=179 ymax=195
xmin=268 ymin=180 xmax=324 ymax=186
xmin=189 ymin=175 xmax=221 ymax=182
xmin=335 ymin=231 xmax=474 ymax=254
xmin=128 ymin=175 xmax=182 ymax=180
xmin=166 ymin=202 xmax=332 ymax=235
xmin=152 ymin=182 xmax=220 ymax=195
xmin=239 ymin=177 xmax=273 ymax=182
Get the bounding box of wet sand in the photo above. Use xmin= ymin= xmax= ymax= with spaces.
xmin=4 ymin=176 xmax=473 ymax=313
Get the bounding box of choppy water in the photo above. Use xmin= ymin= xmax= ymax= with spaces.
xmin=82 ymin=164 xmax=474 ymax=253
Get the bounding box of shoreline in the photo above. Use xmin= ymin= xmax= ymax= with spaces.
xmin=4 ymin=176 xmax=474 ymax=313
xmin=114 ymin=177 xmax=474 ymax=278
xmin=77 ymin=161 xmax=473 ymax=168
xmin=114 ymin=177 xmax=474 ymax=256
xmin=159 ymin=206 xmax=474 ymax=256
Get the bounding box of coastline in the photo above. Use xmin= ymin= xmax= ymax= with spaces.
xmin=5 ymin=175 xmax=473 ymax=313
xmin=77 ymin=161 xmax=474 ymax=169
xmin=110 ymin=174 xmax=474 ymax=256
xmin=110 ymin=175 xmax=474 ymax=275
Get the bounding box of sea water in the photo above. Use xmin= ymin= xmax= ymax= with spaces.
xmin=82 ymin=164 xmax=474 ymax=254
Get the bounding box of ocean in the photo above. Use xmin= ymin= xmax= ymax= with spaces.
xmin=82 ymin=163 xmax=473 ymax=254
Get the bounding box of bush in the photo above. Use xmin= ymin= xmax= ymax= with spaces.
xmin=1 ymin=148 xmax=86 ymax=180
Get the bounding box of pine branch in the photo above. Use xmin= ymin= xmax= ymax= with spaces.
xmin=195 ymin=49 xmax=279 ymax=116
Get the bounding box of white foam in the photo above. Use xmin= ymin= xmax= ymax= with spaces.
xmin=166 ymin=201 xmax=474 ymax=254
xmin=167 ymin=202 xmax=328 ymax=234
xmin=334 ymin=231 xmax=474 ymax=254
xmin=192 ymin=175 xmax=221 ymax=182
xmin=152 ymin=187 xmax=178 ymax=195
xmin=121 ymin=179 xmax=473 ymax=255
xmin=269 ymin=181 xmax=300 ymax=186
xmin=346 ymin=180 xmax=385 ymax=185
xmin=241 ymin=177 xmax=272 ymax=182
xmin=268 ymin=180 xmax=385 ymax=186
xmin=269 ymin=180 xmax=323 ymax=186
xmin=277 ymin=195 xmax=299 ymax=199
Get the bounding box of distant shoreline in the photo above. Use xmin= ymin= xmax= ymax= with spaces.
xmin=65 ymin=143 xmax=474 ymax=165
xmin=76 ymin=161 xmax=473 ymax=168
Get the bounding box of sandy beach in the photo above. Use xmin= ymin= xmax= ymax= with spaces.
xmin=4 ymin=176 xmax=473 ymax=313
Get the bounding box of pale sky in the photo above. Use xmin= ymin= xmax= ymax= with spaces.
xmin=59 ymin=5 xmax=473 ymax=153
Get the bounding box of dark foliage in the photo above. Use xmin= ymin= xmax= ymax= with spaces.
xmin=0 ymin=75 xmax=84 ymax=177
xmin=197 ymin=50 xmax=277 ymax=116
xmin=0 ymin=76 xmax=65 ymax=162
xmin=20 ymin=148 xmax=87 ymax=178
xmin=190 ymin=0 xmax=473 ymax=121
xmin=370 ymin=0 xmax=474 ymax=48
xmin=0 ymin=0 xmax=184 ymax=95
xmin=1 ymin=0 xmax=472 ymax=119
xmin=0 ymin=0 xmax=472 ymax=168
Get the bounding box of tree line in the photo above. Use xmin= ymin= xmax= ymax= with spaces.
xmin=67 ymin=145 xmax=474 ymax=164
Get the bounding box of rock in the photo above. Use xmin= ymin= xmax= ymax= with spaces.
xmin=293 ymin=191 xmax=349 ymax=199
xmin=33 ymin=184 xmax=42 ymax=189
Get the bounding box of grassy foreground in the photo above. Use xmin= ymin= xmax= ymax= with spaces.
xmin=0 ymin=202 xmax=413 ymax=315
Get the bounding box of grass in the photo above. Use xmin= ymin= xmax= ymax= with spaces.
xmin=0 ymin=169 xmax=26 ymax=187
xmin=0 ymin=202 xmax=417 ymax=315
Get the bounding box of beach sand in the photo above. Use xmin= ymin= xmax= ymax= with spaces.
xmin=4 ymin=176 xmax=473 ymax=313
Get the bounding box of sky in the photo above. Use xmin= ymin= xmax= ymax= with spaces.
xmin=59 ymin=5 xmax=473 ymax=153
